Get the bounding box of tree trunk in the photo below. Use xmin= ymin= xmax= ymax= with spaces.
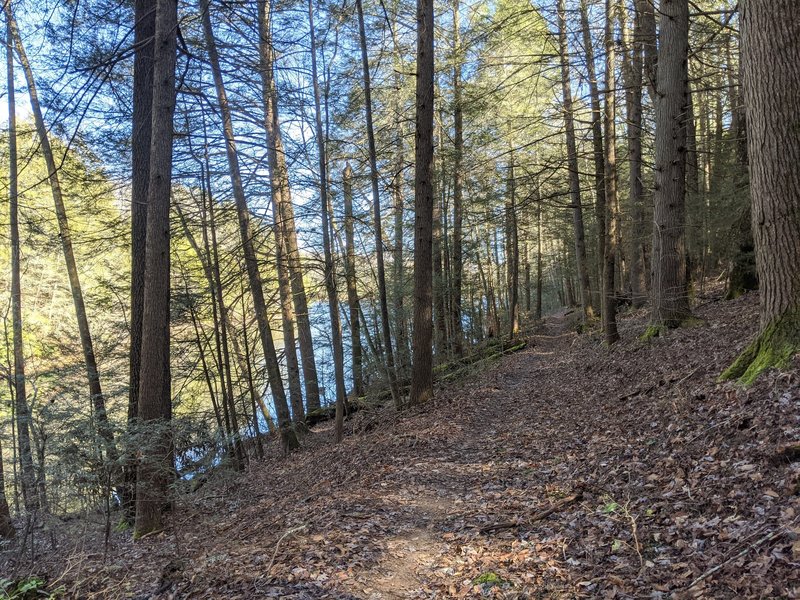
xmin=724 ymin=31 xmax=756 ymax=300
xmin=308 ymin=0 xmax=347 ymax=441
xmin=134 ymin=0 xmax=177 ymax=537
xmin=481 ymin=223 xmax=499 ymax=337
xmin=432 ymin=172 xmax=448 ymax=356
xmin=579 ymin=0 xmax=606 ymax=305
xmin=392 ymin=114 xmax=409 ymax=376
xmin=623 ymin=0 xmax=646 ymax=307
xmin=722 ymin=0 xmax=800 ymax=384
xmin=174 ymin=190 xmax=246 ymax=470
xmin=649 ymin=0 xmax=691 ymax=331
xmin=536 ymin=189 xmax=543 ymax=320
xmin=124 ymin=0 xmax=155 ymax=520
xmin=258 ymin=0 xmax=320 ymax=413
xmin=450 ymin=0 xmax=465 ymax=356
xmin=5 ymin=12 xmax=33 ymax=516
xmin=185 ymin=273 xmax=228 ymax=447
xmin=524 ymin=242 xmax=531 ymax=313
xmin=253 ymin=31 xmax=306 ymax=422
xmin=273 ymin=206 xmax=305 ymax=425
xmin=506 ymin=153 xmax=519 ymax=337
xmin=343 ymin=165 xmax=364 ymax=397
xmin=236 ymin=294 xmax=276 ymax=435
xmin=410 ymin=0 xmax=435 ymax=406
xmin=557 ymin=0 xmax=593 ymax=323
xmin=8 ymin=4 xmax=120 ymax=474
xmin=602 ymin=0 xmax=620 ymax=345
xmin=205 ymin=0 xmax=297 ymax=451
xmin=202 ymin=170 xmax=246 ymax=468
xmin=355 ymin=0 xmax=401 ymax=408
xmin=0 ymin=436 xmax=13 ymax=537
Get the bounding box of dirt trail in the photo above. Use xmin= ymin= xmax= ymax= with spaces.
xmin=351 ymin=312 xmax=578 ymax=599
xmin=11 ymin=295 xmax=800 ymax=599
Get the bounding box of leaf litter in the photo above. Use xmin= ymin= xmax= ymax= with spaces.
xmin=3 ymin=289 xmax=799 ymax=598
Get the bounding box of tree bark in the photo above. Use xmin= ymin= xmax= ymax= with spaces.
xmin=273 ymin=204 xmax=305 ymax=425
xmin=557 ymin=0 xmax=593 ymax=324
xmin=506 ymin=153 xmax=519 ymax=337
xmin=536 ymin=185 xmax=543 ymax=320
xmin=355 ymin=0 xmax=401 ymax=408
xmin=258 ymin=0 xmax=320 ymax=413
xmin=410 ymin=0 xmax=435 ymax=406
xmin=602 ymin=0 xmax=620 ymax=344
xmin=343 ymin=165 xmax=364 ymax=397
xmin=432 ymin=162 xmax=448 ymax=356
xmin=724 ymin=30 xmax=756 ymax=300
xmin=623 ymin=0 xmax=646 ymax=307
xmin=134 ymin=0 xmax=177 ymax=537
xmin=722 ymin=0 xmax=800 ymax=384
xmin=649 ymin=0 xmax=691 ymax=331
xmin=392 ymin=110 xmax=409 ymax=375
xmin=450 ymin=0 xmax=465 ymax=356
xmin=0 ymin=435 xmax=13 ymax=537
xmin=124 ymin=0 xmax=155 ymax=520
xmin=5 ymin=11 xmax=35 ymax=516
xmin=579 ymin=0 xmax=606 ymax=303
xmin=308 ymin=0 xmax=348 ymax=440
xmin=205 ymin=0 xmax=297 ymax=451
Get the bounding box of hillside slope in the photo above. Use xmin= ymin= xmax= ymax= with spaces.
xmin=5 ymin=292 xmax=800 ymax=598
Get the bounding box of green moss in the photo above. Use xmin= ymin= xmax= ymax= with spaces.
xmin=474 ymin=572 xmax=504 ymax=585
xmin=720 ymin=316 xmax=800 ymax=385
xmin=640 ymin=324 xmax=664 ymax=341
xmin=641 ymin=316 xmax=704 ymax=341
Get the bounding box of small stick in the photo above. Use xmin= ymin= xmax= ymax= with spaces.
xmin=266 ymin=525 xmax=308 ymax=574
xmin=136 ymin=528 xmax=164 ymax=541
xmin=687 ymin=528 xmax=786 ymax=590
xmin=479 ymin=490 xmax=583 ymax=533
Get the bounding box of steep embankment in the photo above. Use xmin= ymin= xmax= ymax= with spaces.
xmin=8 ymin=292 xmax=800 ymax=598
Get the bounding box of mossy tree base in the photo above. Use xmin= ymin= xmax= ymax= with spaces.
xmin=721 ymin=315 xmax=800 ymax=385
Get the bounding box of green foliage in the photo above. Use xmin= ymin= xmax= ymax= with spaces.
xmin=113 ymin=517 xmax=131 ymax=533
xmin=0 ymin=576 xmax=61 ymax=600
xmin=601 ymin=501 xmax=620 ymax=514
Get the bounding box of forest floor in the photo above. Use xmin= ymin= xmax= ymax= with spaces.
xmin=4 ymin=289 xmax=800 ymax=599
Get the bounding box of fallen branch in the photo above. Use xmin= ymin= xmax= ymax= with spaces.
xmin=479 ymin=489 xmax=584 ymax=533
xmin=687 ymin=527 xmax=786 ymax=590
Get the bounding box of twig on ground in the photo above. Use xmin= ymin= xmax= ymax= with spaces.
xmin=479 ymin=489 xmax=584 ymax=533
xmin=687 ymin=527 xmax=787 ymax=590
xmin=266 ymin=525 xmax=308 ymax=575
xmin=135 ymin=528 xmax=163 ymax=541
